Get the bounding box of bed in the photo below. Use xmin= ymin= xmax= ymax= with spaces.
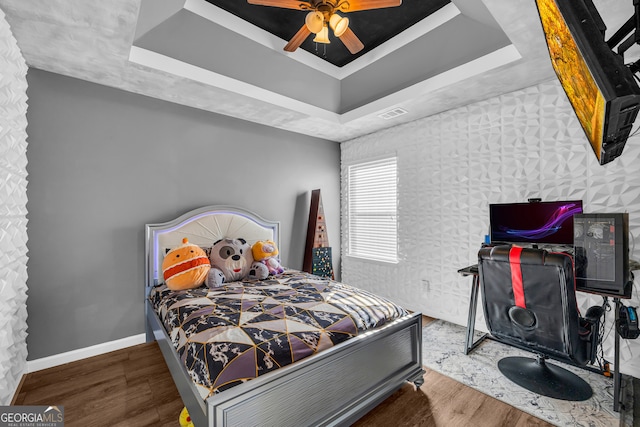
xmin=144 ymin=205 xmax=425 ymax=426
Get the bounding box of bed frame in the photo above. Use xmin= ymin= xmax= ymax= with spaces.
xmin=145 ymin=205 xmax=425 ymax=427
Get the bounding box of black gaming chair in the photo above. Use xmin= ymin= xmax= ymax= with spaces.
xmin=477 ymin=245 xmax=603 ymax=401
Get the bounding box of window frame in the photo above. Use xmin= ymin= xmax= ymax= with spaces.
xmin=346 ymin=156 xmax=399 ymax=264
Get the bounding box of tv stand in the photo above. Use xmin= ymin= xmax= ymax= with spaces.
xmin=606 ymin=0 xmax=640 ymax=59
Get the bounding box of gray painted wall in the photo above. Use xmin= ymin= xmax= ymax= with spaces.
xmin=25 ymin=68 xmax=341 ymax=360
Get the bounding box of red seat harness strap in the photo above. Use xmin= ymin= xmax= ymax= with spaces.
xmin=509 ymin=247 xmax=526 ymax=308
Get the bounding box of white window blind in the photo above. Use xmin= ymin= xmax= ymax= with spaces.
xmin=347 ymin=157 xmax=398 ymax=263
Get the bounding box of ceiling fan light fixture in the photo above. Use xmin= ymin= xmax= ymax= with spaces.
xmin=313 ymin=25 xmax=330 ymax=44
xmin=305 ymin=11 xmax=324 ymax=34
xmin=329 ymin=13 xmax=349 ymax=37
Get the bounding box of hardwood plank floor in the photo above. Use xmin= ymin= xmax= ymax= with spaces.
xmin=354 ymin=368 xmax=553 ymax=427
xmin=14 ymin=339 xmax=554 ymax=426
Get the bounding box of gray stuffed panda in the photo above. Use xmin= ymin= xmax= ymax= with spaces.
xmin=206 ymin=238 xmax=268 ymax=287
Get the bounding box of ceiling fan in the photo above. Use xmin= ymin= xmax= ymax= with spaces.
xmin=247 ymin=0 xmax=403 ymax=54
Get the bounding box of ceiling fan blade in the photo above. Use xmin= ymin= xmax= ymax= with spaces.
xmin=247 ymin=0 xmax=310 ymax=10
xmin=337 ymin=0 xmax=402 ymax=12
xmin=284 ymin=24 xmax=312 ymax=52
xmin=338 ymin=27 xmax=364 ymax=54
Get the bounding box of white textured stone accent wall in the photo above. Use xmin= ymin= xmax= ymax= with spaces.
xmin=341 ymin=80 xmax=640 ymax=377
xmin=0 ymin=6 xmax=28 ymax=405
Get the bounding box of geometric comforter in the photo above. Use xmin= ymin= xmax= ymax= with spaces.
xmin=149 ymin=270 xmax=408 ymax=399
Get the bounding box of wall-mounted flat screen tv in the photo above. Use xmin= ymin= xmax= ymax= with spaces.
xmin=535 ymin=0 xmax=640 ymax=165
xmin=489 ymin=200 xmax=583 ymax=246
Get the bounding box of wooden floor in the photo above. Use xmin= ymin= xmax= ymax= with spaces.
xmin=14 ymin=319 xmax=556 ymax=427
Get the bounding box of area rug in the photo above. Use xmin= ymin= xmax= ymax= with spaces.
xmin=422 ymin=320 xmax=634 ymax=427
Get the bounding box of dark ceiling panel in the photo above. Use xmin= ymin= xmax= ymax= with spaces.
xmin=206 ymin=0 xmax=451 ymax=67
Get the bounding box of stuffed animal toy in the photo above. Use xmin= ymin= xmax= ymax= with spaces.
xmin=162 ymin=238 xmax=211 ymax=291
xmin=206 ymin=268 xmax=226 ymax=288
xmin=252 ymin=240 xmax=285 ymax=276
xmin=247 ymin=261 xmax=269 ymax=281
xmin=179 ymin=407 xmax=194 ymax=427
xmin=206 ymin=237 xmax=269 ymax=286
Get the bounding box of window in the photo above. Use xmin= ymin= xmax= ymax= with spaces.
xmin=347 ymin=157 xmax=398 ymax=263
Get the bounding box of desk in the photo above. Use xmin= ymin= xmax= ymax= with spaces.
xmin=613 ymin=298 xmax=623 ymax=412
xmin=460 ymin=263 xmax=626 ymax=412
xmin=458 ymin=264 xmax=487 ymax=355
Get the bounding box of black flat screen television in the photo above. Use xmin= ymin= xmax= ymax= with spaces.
xmin=535 ymin=0 xmax=640 ymax=165
xmin=490 ymin=200 xmax=583 ymax=246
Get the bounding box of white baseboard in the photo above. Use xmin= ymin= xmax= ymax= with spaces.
xmin=26 ymin=334 xmax=147 ymax=373
xmin=9 ymin=365 xmax=27 ymax=405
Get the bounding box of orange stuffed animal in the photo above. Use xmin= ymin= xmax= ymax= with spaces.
xmin=162 ymin=238 xmax=211 ymax=290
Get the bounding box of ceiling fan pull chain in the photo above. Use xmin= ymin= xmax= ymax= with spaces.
xmin=313 ymin=41 xmax=327 ymax=58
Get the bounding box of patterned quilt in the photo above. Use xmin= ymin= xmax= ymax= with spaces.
xmin=149 ymin=270 xmax=408 ymax=399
